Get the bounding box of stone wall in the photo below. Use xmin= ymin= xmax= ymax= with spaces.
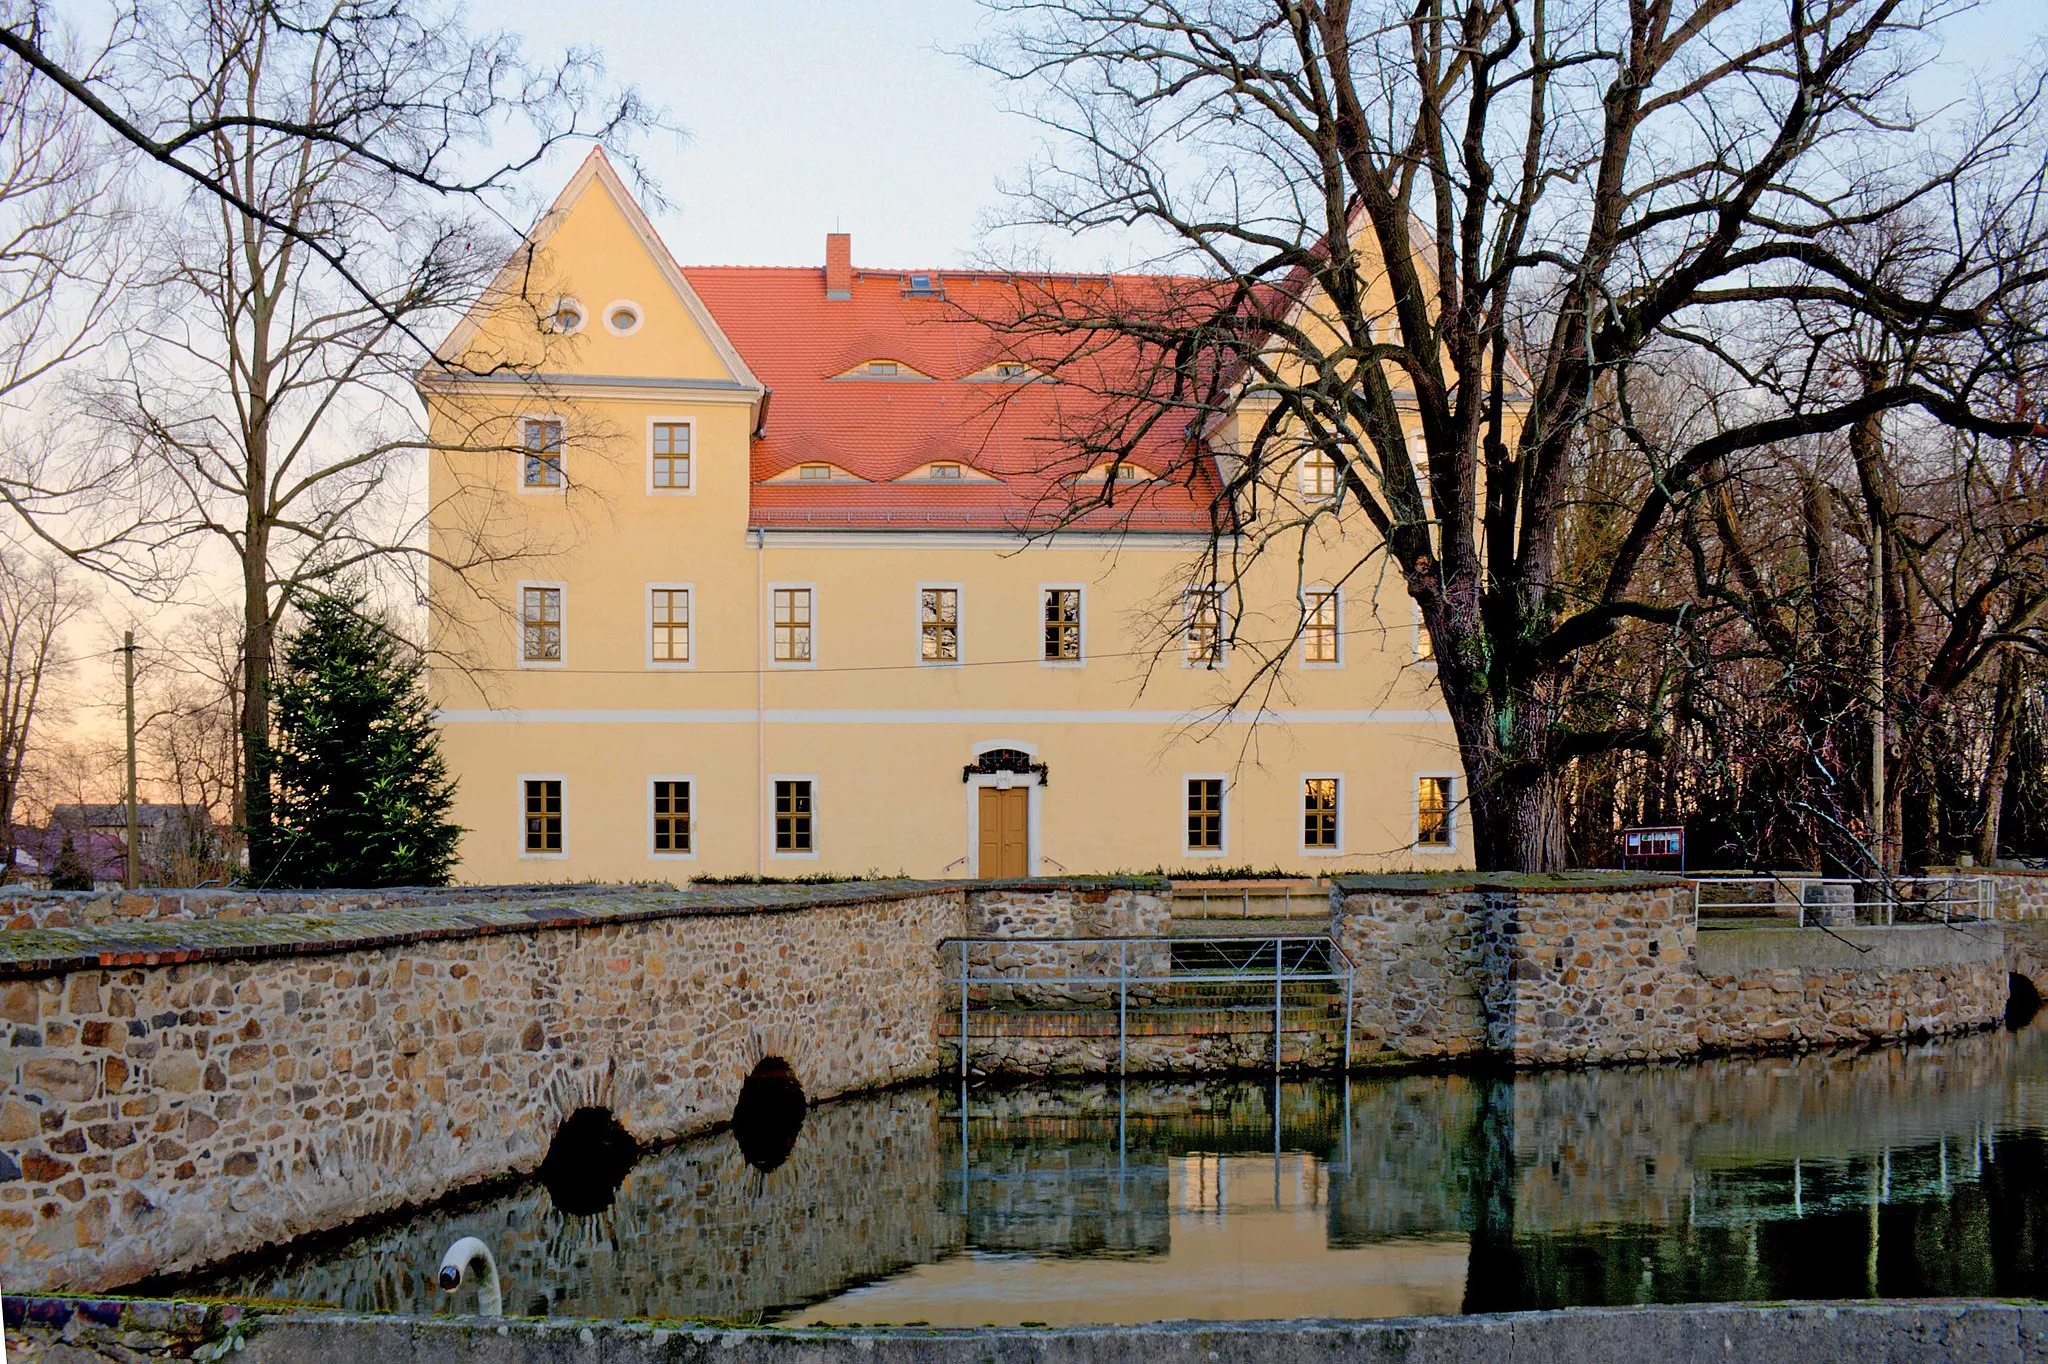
xmin=957 ymin=882 xmax=1172 ymax=1007
xmin=14 ymin=1297 xmax=2048 ymax=1362
xmin=0 ymin=872 xmax=1251 ymax=1292
xmin=1695 ymin=924 xmax=2008 ymax=1050
xmin=1976 ymin=867 xmax=2048 ymax=920
xmin=1332 ymin=874 xmax=1696 ymax=1066
xmin=1334 ymin=874 xmax=2008 ymax=1066
xmin=0 ymin=878 xmax=1162 ymax=1293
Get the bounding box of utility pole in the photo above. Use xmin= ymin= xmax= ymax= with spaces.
xmin=122 ymin=631 xmax=139 ymax=891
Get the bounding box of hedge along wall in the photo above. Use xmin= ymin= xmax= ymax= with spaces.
xmin=0 ymin=877 xmax=1167 ymax=1293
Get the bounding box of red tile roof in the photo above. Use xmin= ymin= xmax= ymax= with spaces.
xmin=680 ymin=264 xmax=1233 ymax=533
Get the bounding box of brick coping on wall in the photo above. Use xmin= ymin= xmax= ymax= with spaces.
xmin=0 ymin=876 xmax=1170 ymax=980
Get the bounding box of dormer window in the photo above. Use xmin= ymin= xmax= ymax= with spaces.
xmin=800 ymin=464 xmax=832 ymax=480
xmin=905 ymin=273 xmax=942 ymax=297
xmin=965 ymin=360 xmax=1042 ymax=384
xmin=831 ymin=359 xmax=934 ymax=382
xmin=1078 ymin=460 xmax=1152 ymax=483
xmin=930 ymin=463 xmax=962 ymax=480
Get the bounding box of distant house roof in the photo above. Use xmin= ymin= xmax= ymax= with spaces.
xmin=51 ymin=803 xmax=212 ymax=834
xmin=11 ymin=824 xmax=146 ymax=882
xmin=679 ymin=263 xmax=1234 ymax=534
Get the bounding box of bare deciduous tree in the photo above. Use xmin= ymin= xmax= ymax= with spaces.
xmin=0 ymin=0 xmax=658 ymax=870
xmin=974 ymin=0 xmax=2048 ymax=869
xmin=0 ymin=549 xmax=89 ymax=877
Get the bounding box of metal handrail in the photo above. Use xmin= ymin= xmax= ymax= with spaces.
xmin=1689 ymin=874 xmax=1994 ymax=928
xmin=943 ymin=934 xmax=1355 ymax=1077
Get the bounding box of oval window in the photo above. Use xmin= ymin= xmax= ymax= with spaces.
xmin=549 ymin=299 xmax=585 ymax=335
xmin=604 ymin=301 xmax=642 ymax=336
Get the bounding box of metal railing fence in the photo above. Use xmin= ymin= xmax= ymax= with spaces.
xmin=1690 ymin=874 xmax=1995 ymax=928
xmin=942 ymin=934 xmax=1356 ymax=1076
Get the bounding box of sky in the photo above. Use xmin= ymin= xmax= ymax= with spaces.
xmin=491 ymin=0 xmax=2036 ymax=276
xmin=489 ymin=1 xmax=1071 ymax=274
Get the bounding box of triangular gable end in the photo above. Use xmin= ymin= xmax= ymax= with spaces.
xmin=431 ymin=146 xmax=763 ymax=394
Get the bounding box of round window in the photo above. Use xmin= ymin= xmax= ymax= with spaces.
xmin=604 ymin=301 xmax=642 ymax=336
xmin=549 ymin=298 xmax=585 ymax=335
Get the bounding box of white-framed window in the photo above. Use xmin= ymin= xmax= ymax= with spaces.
xmin=1302 ymin=587 xmax=1341 ymax=667
xmin=1416 ymin=774 xmax=1457 ymax=852
xmin=1302 ymin=775 xmax=1343 ymax=855
xmin=649 ymin=776 xmax=694 ymax=859
xmin=769 ymin=584 xmax=816 ymax=666
xmin=1183 ymin=586 xmax=1227 ymax=667
xmin=1041 ymin=584 xmax=1084 ymax=665
xmin=547 ymin=298 xmax=584 ymax=335
xmin=930 ymin=462 xmax=962 ymax=480
xmin=772 ymin=776 xmax=817 ymax=857
xmin=1407 ymin=430 xmax=1433 ymax=516
xmin=603 ymin=299 xmax=643 ymax=336
xmin=919 ymin=584 xmax=962 ymax=663
xmin=1184 ymin=775 xmax=1227 ymax=856
xmin=648 ymin=417 xmax=694 ymax=493
xmin=518 ymin=582 xmax=566 ymax=668
xmin=520 ymin=775 xmax=566 ymax=858
xmin=647 ymin=584 xmax=693 ymax=667
xmin=521 ymin=417 xmax=565 ymax=490
xmin=799 ymin=463 xmax=832 ymax=481
xmin=1298 ymin=449 xmax=1339 ymax=499
xmin=1414 ymin=603 xmax=1436 ymax=663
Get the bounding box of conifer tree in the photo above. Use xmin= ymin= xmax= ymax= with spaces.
xmin=49 ymin=830 xmax=91 ymax=891
xmin=261 ymin=587 xmax=461 ymax=887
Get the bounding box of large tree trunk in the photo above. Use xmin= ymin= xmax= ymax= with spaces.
xmin=1469 ymin=769 xmax=1568 ymax=872
xmin=239 ymin=536 xmax=271 ymax=874
xmin=1453 ymin=692 xmax=1569 ymax=871
xmin=1978 ymin=650 xmax=2024 ymax=865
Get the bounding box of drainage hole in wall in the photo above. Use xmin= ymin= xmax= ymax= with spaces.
xmin=538 ymin=1105 xmax=640 ymax=1217
xmin=732 ymin=1057 xmax=808 ymax=1174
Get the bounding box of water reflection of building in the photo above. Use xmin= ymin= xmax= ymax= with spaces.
xmin=802 ymin=1143 xmax=1467 ymax=1327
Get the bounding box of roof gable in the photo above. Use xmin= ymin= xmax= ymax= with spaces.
xmin=433 ymin=148 xmax=761 ymax=392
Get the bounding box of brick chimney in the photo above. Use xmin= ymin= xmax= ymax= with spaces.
xmin=825 ymin=233 xmax=852 ymax=299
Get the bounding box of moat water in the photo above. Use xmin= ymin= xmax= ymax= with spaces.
xmin=190 ymin=1018 xmax=2048 ymax=1325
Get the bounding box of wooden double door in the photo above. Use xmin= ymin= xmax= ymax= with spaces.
xmin=977 ymin=786 xmax=1030 ymax=878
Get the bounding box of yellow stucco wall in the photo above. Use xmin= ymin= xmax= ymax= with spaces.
xmin=424 ymin=153 xmax=1471 ymax=882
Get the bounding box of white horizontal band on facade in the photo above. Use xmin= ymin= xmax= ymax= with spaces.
xmin=437 ymin=707 xmax=1453 ymax=725
xmin=750 ymin=530 xmax=1231 ymax=551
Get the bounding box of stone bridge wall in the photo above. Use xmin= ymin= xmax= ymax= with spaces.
xmin=0 ymin=877 xmax=1165 ymax=1294
xmin=1694 ymin=924 xmax=2008 ymax=1050
xmin=1333 ymin=874 xmax=2009 ymax=1067
xmin=1979 ymin=867 xmax=2048 ymax=919
xmin=1332 ymin=875 xmax=1697 ymax=1067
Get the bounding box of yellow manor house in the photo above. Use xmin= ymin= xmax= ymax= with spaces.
xmin=421 ymin=150 xmax=1467 ymax=882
